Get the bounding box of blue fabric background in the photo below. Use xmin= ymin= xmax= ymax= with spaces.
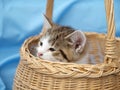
xmin=0 ymin=0 xmax=120 ymax=90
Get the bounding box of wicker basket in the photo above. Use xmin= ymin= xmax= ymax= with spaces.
xmin=13 ymin=0 xmax=120 ymax=90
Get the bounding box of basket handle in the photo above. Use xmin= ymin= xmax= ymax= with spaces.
xmin=45 ymin=0 xmax=54 ymax=20
xmin=43 ymin=0 xmax=118 ymax=64
xmin=104 ymin=0 xmax=118 ymax=64
xmin=41 ymin=0 xmax=54 ymax=33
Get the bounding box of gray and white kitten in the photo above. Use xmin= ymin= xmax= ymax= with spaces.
xmin=36 ymin=15 xmax=87 ymax=63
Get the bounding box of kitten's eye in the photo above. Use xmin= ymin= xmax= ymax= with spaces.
xmin=49 ymin=48 xmax=55 ymax=51
xmin=40 ymin=42 xmax=43 ymax=46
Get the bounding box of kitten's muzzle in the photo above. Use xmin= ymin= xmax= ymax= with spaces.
xmin=37 ymin=53 xmax=43 ymax=57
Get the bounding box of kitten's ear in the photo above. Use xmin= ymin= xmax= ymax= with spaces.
xmin=43 ymin=14 xmax=53 ymax=30
xmin=65 ymin=31 xmax=86 ymax=53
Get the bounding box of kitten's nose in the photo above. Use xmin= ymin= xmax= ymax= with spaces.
xmin=38 ymin=53 xmax=43 ymax=56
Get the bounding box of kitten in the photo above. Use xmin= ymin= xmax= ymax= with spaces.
xmin=36 ymin=15 xmax=87 ymax=63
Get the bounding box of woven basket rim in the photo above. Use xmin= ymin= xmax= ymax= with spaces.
xmin=20 ymin=32 xmax=120 ymax=78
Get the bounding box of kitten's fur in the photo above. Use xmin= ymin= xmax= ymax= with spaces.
xmin=36 ymin=15 xmax=87 ymax=63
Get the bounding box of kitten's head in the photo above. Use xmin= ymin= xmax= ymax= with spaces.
xmin=36 ymin=15 xmax=86 ymax=62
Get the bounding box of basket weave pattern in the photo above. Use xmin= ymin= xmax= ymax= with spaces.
xmin=13 ymin=0 xmax=120 ymax=90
